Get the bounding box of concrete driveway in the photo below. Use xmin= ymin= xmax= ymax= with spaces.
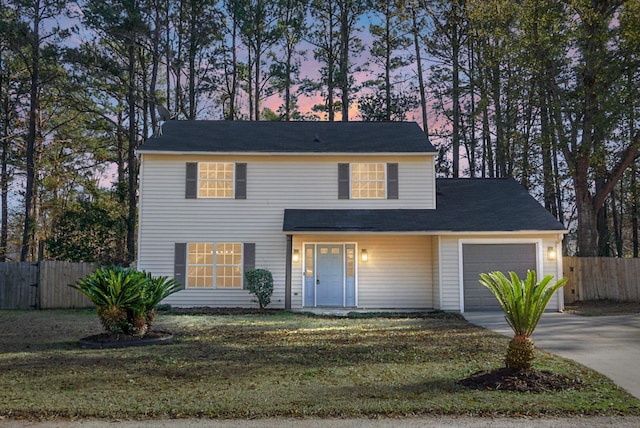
xmin=463 ymin=311 xmax=640 ymax=399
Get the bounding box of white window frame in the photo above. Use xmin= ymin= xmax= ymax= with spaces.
xmin=186 ymin=242 xmax=214 ymax=288
xmin=350 ymin=163 xmax=386 ymax=199
xmin=186 ymin=241 xmax=243 ymax=289
xmin=214 ymin=242 xmax=243 ymax=288
xmin=198 ymin=162 xmax=235 ymax=198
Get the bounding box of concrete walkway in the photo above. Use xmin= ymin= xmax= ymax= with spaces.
xmin=463 ymin=311 xmax=640 ymax=399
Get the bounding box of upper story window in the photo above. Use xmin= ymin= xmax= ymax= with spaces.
xmin=338 ymin=163 xmax=398 ymax=200
xmin=351 ymin=163 xmax=386 ymax=199
xmin=185 ymin=162 xmax=246 ymax=199
xmin=199 ymin=162 xmax=234 ymax=198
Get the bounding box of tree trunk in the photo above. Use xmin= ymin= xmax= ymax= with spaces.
xmin=480 ymin=63 xmax=493 ymax=178
xmin=126 ymin=32 xmax=138 ymax=262
xmin=490 ymin=59 xmax=504 ymax=178
xmin=467 ymin=35 xmax=476 ymax=177
xmin=188 ymin=1 xmax=197 ymax=120
xmin=611 ymin=181 xmax=623 ymax=257
xmin=0 ymin=54 xmax=8 ymax=261
xmin=228 ymin=18 xmax=238 ymax=120
xmin=410 ymin=3 xmax=428 ymax=137
xmin=247 ymin=44 xmax=253 ymax=120
xmin=116 ymin=103 xmax=127 ymax=259
xmin=629 ymin=56 xmax=638 ymax=257
xmin=540 ymin=90 xmax=557 ymax=217
xmin=21 ymin=0 xmax=41 ymax=261
xmin=285 ymin=46 xmax=292 ymax=121
xmin=384 ymin=1 xmax=391 ymax=121
xmin=339 ymin=0 xmax=350 ymax=122
xmin=175 ymin=0 xmax=184 ymax=116
xmin=254 ymin=27 xmax=261 ymax=121
xmin=149 ymin=2 xmax=160 ymax=130
xmin=574 ymin=156 xmax=598 ymax=256
xmin=505 ymin=335 xmax=534 ymax=371
xmin=633 ymin=164 xmax=639 ymax=257
xmin=327 ymin=23 xmax=335 ymax=123
xmin=451 ymin=3 xmax=461 ymax=177
xmin=165 ymin=0 xmax=171 ymax=111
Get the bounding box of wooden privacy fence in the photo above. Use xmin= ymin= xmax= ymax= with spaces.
xmin=563 ymin=257 xmax=640 ymax=303
xmin=0 ymin=261 xmax=96 ymax=309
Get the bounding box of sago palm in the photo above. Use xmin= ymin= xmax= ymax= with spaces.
xmin=71 ymin=267 xmax=181 ymax=337
xmin=479 ymin=270 xmax=567 ymax=370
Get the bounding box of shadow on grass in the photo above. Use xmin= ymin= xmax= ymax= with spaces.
xmin=0 ymin=325 xmax=503 ymax=388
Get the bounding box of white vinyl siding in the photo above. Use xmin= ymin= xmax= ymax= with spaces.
xmin=432 ymin=236 xmax=441 ymax=310
xmin=439 ymin=237 xmax=461 ymax=311
xmin=138 ymin=154 xmax=435 ymax=308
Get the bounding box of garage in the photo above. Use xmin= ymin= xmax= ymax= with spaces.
xmin=462 ymin=243 xmax=537 ymax=311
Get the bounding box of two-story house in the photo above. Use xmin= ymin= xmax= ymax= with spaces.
xmin=136 ymin=121 xmax=566 ymax=312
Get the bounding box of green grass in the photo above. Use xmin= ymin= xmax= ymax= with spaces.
xmin=0 ymin=309 xmax=638 ymax=420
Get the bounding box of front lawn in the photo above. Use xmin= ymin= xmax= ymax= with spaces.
xmin=0 ymin=309 xmax=638 ymax=420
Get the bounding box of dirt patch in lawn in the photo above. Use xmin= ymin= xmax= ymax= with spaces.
xmin=564 ymin=300 xmax=640 ymax=316
xmin=459 ymin=367 xmax=583 ymax=393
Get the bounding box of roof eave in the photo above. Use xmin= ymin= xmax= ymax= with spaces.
xmin=282 ymin=229 xmax=569 ymax=235
xmin=136 ymin=150 xmax=437 ymax=156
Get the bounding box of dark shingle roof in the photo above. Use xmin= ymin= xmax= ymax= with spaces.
xmin=283 ymin=179 xmax=566 ymax=233
xmin=139 ymin=120 xmax=436 ymax=153
xmin=433 ymin=178 xmax=566 ymax=231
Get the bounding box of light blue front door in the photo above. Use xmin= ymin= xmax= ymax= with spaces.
xmin=316 ymin=244 xmax=344 ymax=306
xmin=303 ymin=243 xmax=356 ymax=307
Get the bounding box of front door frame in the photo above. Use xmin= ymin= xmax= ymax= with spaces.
xmin=302 ymin=242 xmax=358 ymax=308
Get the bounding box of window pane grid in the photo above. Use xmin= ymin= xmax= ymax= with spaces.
xmin=186 ymin=242 xmax=242 ymax=289
xmin=352 ymin=163 xmax=385 ymax=199
xmin=215 ymin=243 xmax=243 ymax=288
xmin=187 ymin=243 xmax=213 ymax=287
xmin=198 ymin=162 xmax=234 ymax=198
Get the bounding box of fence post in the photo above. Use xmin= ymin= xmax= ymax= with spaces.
xmin=35 ymin=261 xmax=41 ymax=309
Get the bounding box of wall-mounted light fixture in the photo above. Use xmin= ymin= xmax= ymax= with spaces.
xmin=292 ymin=249 xmax=300 ymax=263
xmin=361 ymin=249 xmax=368 ymax=262
xmin=547 ymin=246 xmax=557 ymax=261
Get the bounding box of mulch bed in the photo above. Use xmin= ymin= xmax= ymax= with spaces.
xmin=459 ymin=367 xmax=583 ymax=393
xmin=79 ymin=330 xmax=174 ymax=349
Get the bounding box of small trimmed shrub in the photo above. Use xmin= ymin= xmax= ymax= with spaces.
xmin=245 ymin=269 xmax=273 ymax=309
xmin=71 ymin=266 xmax=181 ymax=337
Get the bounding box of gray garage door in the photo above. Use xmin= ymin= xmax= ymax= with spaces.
xmin=463 ymin=243 xmax=537 ymax=311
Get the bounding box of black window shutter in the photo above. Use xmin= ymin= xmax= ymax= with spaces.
xmin=243 ymin=243 xmax=256 ymax=289
xmin=235 ymin=163 xmax=247 ymax=199
xmin=185 ymin=163 xmax=198 ymax=199
xmin=387 ymin=163 xmax=399 ymax=199
xmin=338 ymin=163 xmax=350 ymax=199
xmin=174 ymin=243 xmax=187 ymax=289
